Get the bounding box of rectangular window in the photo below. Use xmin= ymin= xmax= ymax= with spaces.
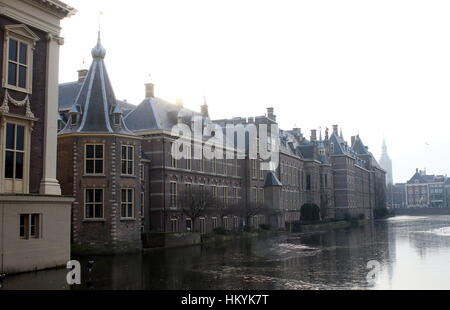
xmin=170 ymin=218 xmax=179 ymax=233
xmin=6 ymin=38 xmax=30 ymax=91
xmin=170 ymin=182 xmax=178 ymax=208
xmin=121 ymin=145 xmax=134 ymax=175
xmin=30 ymin=214 xmax=39 ymax=238
xmin=85 ymin=144 xmax=104 ymax=175
xmin=19 ymin=214 xmax=40 ymax=239
xmin=212 ymin=217 xmax=218 ymax=230
xmin=19 ymin=214 xmax=28 ymax=239
xmin=212 ymin=186 xmax=218 ymax=200
xmin=252 ymin=160 xmax=257 ymax=179
xmin=186 ymin=145 xmax=192 ymax=170
xmin=223 ymin=217 xmax=229 ymax=230
xmin=306 ymin=175 xmax=311 ymax=190
xmin=223 ymin=187 xmax=228 ymax=207
xmin=121 ymin=188 xmax=134 ymax=219
xmin=85 ymin=188 xmax=104 ymax=219
xmin=186 ymin=218 xmax=193 ymax=232
xmin=199 ymin=218 xmax=206 ymax=234
xmin=5 ymin=123 xmax=25 ymax=180
xmin=140 ymin=164 xmax=145 ymax=181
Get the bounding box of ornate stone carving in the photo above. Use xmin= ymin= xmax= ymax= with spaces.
xmin=1 ymin=89 xmax=35 ymax=118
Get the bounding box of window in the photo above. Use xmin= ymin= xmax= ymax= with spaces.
xmin=121 ymin=145 xmax=134 ymax=175
xmin=186 ymin=218 xmax=193 ymax=232
xmin=114 ymin=114 xmax=121 ymax=125
xmin=85 ymin=188 xmax=104 ymax=219
xmin=140 ymin=164 xmax=145 ymax=181
xmin=170 ymin=182 xmax=178 ymax=208
xmin=71 ymin=113 xmax=77 ymax=126
xmin=6 ymin=38 xmax=30 ymax=91
xmin=19 ymin=214 xmax=40 ymax=239
xmin=199 ymin=218 xmax=206 ymax=234
xmin=234 ymin=217 xmax=239 ymax=229
xmin=170 ymin=218 xmax=179 ymax=233
xmin=121 ymin=188 xmax=134 ymax=219
xmin=85 ymin=144 xmax=104 ymax=175
xmin=186 ymin=145 xmax=192 ymax=170
xmin=252 ymin=160 xmax=257 ymax=179
xmin=212 ymin=217 xmax=218 ymax=230
xmin=212 ymin=185 xmax=218 ymax=200
xmin=5 ymin=123 xmax=25 ymax=180
xmin=223 ymin=217 xmax=229 ymax=230
xmin=223 ymin=187 xmax=228 ymax=207
xmin=306 ymin=175 xmax=311 ymax=190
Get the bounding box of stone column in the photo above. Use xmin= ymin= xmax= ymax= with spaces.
xmin=39 ymin=34 xmax=64 ymax=196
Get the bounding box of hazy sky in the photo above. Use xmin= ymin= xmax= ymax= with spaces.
xmin=59 ymin=0 xmax=450 ymax=183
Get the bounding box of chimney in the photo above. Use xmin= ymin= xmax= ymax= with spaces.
xmin=248 ymin=117 xmax=254 ymax=123
xmin=351 ymin=136 xmax=356 ymax=147
xmin=78 ymin=69 xmax=88 ymax=83
xmin=176 ymin=99 xmax=183 ymax=108
xmin=311 ymin=129 xmax=317 ymax=142
xmin=201 ymin=104 xmax=209 ymax=118
xmin=293 ymin=128 xmax=302 ymax=136
xmin=267 ymin=107 xmax=276 ymax=121
xmin=145 ymin=83 xmax=155 ymax=98
xmin=333 ymin=125 xmax=339 ymax=135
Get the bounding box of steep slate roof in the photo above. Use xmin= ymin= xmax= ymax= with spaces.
xmin=59 ymin=81 xmax=82 ymax=110
xmin=124 ymin=97 xmax=198 ymax=132
xmin=351 ymin=135 xmax=370 ymax=155
xmin=264 ymin=171 xmax=282 ymax=187
xmin=59 ymin=34 xmax=134 ymax=136
xmin=58 ymin=81 xmax=135 ymax=115
xmin=125 ymin=97 xmax=239 ymax=151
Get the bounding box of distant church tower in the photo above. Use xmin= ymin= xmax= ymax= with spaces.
xmin=379 ymin=139 xmax=393 ymax=185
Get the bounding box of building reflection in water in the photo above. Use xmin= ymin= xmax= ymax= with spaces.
xmin=3 ymin=216 xmax=450 ymax=290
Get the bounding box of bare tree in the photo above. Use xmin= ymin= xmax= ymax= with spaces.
xmin=179 ymin=187 xmax=218 ymax=232
xmin=229 ymin=201 xmax=272 ymax=227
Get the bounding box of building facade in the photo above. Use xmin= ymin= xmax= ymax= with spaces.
xmin=57 ymin=36 xmax=143 ymax=253
xmin=406 ymin=169 xmax=448 ymax=208
xmin=58 ymin=38 xmax=387 ymax=248
xmin=0 ymin=0 xmax=74 ymax=274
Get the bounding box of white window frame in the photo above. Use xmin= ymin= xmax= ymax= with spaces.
xmin=170 ymin=182 xmax=178 ymax=209
xmin=84 ymin=144 xmax=105 ymax=175
xmin=19 ymin=213 xmax=41 ymax=240
xmin=1 ymin=118 xmax=32 ymax=194
xmin=121 ymin=145 xmax=135 ymax=176
xmin=3 ymin=25 xmax=39 ymax=94
xmin=121 ymin=188 xmax=135 ymax=219
xmin=84 ymin=188 xmax=104 ymax=220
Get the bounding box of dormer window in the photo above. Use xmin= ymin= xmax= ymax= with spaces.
xmin=71 ymin=113 xmax=77 ymax=126
xmin=3 ymin=25 xmax=39 ymax=94
xmin=114 ymin=114 xmax=120 ymax=125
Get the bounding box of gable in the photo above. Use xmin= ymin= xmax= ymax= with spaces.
xmin=4 ymin=24 xmax=40 ymax=43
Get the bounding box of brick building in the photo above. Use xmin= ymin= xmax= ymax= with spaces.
xmin=0 ymin=0 xmax=74 ymax=274
xmin=57 ymin=35 xmax=143 ymax=253
xmin=57 ymin=37 xmax=386 ymax=248
xmin=406 ymin=169 xmax=447 ymax=208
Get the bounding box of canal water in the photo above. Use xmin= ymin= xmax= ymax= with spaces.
xmin=3 ymin=215 xmax=450 ymax=290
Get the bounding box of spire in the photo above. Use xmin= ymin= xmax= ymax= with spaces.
xmin=59 ymin=34 xmax=134 ymax=136
xmin=201 ymin=96 xmax=209 ymax=118
xmin=382 ymin=138 xmax=388 ymax=155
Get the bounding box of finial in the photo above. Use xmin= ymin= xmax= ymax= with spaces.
xmin=91 ymin=30 xmax=106 ymax=59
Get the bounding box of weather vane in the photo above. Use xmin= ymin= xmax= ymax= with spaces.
xmin=98 ymin=11 xmax=104 ymax=32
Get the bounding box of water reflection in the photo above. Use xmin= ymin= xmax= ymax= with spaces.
xmin=3 ymin=216 xmax=450 ymax=290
